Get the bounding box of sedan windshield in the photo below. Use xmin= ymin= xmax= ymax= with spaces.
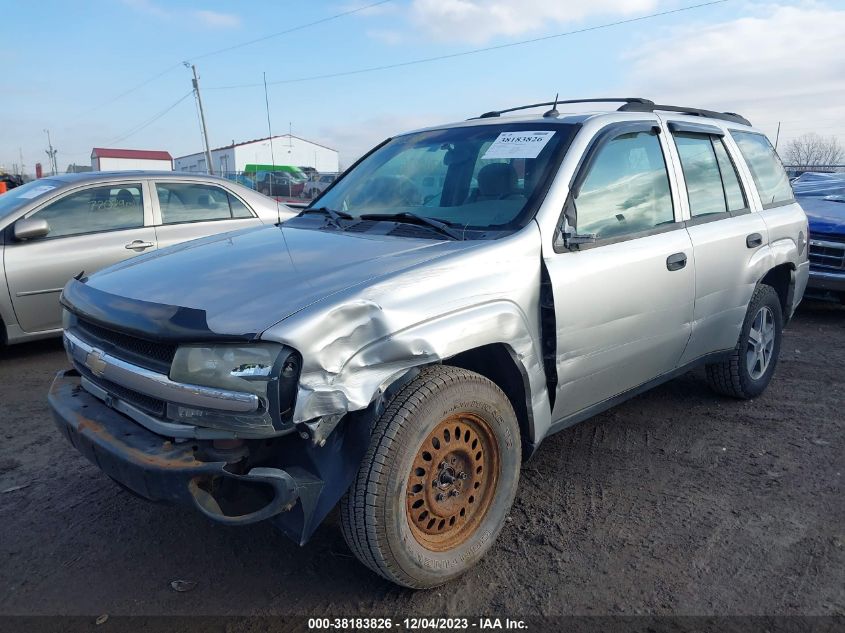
xmin=0 ymin=179 xmax=63 ymax=222
xmin=313 ymin=122 xmax=577 ymax=235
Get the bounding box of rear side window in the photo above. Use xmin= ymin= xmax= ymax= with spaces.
xmin=673 ymin=134 xmax=748 ymax=217
xmin=712 ymin=139 xmax=747 ymax=212
xmin=673 ymin=134 xmax=727 ymax=217
xmin=228 ymin=194 xmax=254 ymax=218
xmin=731 ymin=131 xmax=794 ymax=208
xmin=574 ymin=130 xmax=674 ymax=238
xmin=156 ymin=183 xmax=253 ymax=224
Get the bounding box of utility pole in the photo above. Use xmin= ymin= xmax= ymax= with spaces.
xmin=44 ymin=129 xmax=58 ymax=175
xmin=185 ymin=62 xmax=214 ymax=175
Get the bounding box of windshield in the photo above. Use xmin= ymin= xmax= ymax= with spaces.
xmin=0 ymin=179 xmax=63 ymax=222
xmin=313 ymin=122 xmax=577 ymax=234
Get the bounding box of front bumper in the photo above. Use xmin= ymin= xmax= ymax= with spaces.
xmin=807 ymin=268 xmax=845 ymax=293
xmin=49 ymin=370 xmax=322 ymax=536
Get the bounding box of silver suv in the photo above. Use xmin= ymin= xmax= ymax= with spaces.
xmin=49 ymin=98 xmax=809 ymax=589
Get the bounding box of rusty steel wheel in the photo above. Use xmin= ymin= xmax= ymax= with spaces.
xmin=341 ymin=366 xmax=521 ymax=588
xmin=405 ymin=412 xmax=499 ymax=551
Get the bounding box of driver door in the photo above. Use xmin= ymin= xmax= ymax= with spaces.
xmin=4 ymin=181 xmax=156 ymax=333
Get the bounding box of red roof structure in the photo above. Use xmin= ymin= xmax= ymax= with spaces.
xmin=91 ymin=148 xmax=173 ymax=161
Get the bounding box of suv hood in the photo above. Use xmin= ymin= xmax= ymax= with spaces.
xmin=67 ymin=225 xmax=477 ymax=338
xmin=799 ymin=196 xmax=845 ymax=237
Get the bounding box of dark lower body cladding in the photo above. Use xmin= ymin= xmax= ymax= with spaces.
xmin=47 ymin=369 xmax=363 ymax=544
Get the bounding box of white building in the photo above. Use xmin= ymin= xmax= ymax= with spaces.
xmin=174 ymin=134 xmax=339 ymax=175
xmin=91 ymin=148 xmax=173 ymax=171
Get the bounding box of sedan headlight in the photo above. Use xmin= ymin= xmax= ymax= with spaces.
xmin=168 ymin=343 xmax=300 ymax=435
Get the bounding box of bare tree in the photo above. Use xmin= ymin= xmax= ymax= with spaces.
xmin=783 ymin=133 xmax=844 ymax=168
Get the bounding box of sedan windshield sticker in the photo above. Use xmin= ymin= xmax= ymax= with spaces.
xmin=482 ymin=131 xmax=556 ymax=160
xmin=17 ymin=185 xmax=56 ymax=199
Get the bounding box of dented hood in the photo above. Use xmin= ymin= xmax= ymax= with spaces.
xmin=69 ymin=225 xmax=477 ymax=337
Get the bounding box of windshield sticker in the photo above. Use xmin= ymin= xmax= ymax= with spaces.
xmin=482 ymin=131 xmax=556 ymax=160
xmin=17 ymin=185 xmax=56 ymax=199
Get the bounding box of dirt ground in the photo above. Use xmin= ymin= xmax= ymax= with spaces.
xmin=0 ymin=301 xmax=842 ymax=619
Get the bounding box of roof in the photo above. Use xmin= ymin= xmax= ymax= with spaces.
xmin=91 ymin=148 xmax=173 ymax=161
xmin=174 ymin=134 xmax=337 ymax=160
xmin=405 ymin=108 xmax=757 ymax=138
xmin=38 ymin=170 xmax=232 ymax=184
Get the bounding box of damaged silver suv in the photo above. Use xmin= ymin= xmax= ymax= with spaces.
xmin=50 ymin=98 xmax=809 ymax=588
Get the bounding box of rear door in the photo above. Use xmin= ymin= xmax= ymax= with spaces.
xmin=4 ymin=181 xmax=156 ymax=333
xmin=151 ymin=180 xmax=263 ymax=249
xmin=731 ymin=130 xmax=809 ymax=314
xmin=663 ymin=121 xmax=770 ymax=363
xmin=544 ymin=122 xmax=695 ymax=423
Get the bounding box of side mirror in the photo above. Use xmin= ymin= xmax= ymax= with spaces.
xmin=14 ymin=217 xmax=50 ymax=241
xmin=555 ymin=213 xmax=596 ymax=251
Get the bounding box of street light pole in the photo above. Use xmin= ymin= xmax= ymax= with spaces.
xmin=44 ymin=129 xmax=58 ymax=175
xmin=185 ymin=63 xmax=214 ymax=175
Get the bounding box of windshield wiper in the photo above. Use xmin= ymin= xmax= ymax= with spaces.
xmin=298 ymin=206 xmax=352 ymax=229
xmin=360 ymin=212 xmax=464 ymax=241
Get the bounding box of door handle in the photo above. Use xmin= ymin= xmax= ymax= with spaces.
xmin=125 ymin=240 xmax=154 ymax=251
xmin=666 ymin=252 xmax=687 ymax=271
xmin=746 ymin=233 xmax=763 ymax=248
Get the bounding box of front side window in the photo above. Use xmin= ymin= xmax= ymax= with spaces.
xmin=573 ymin=130 xmax=674 ymax=238
xmin=30 ymin=183 xmax=144 ymax=238
xmin=313 ymin=123 xmax=576 ymax=234
xmin=731 ymin=131 xmax=794 ymax=208
xmin=156 ymin=183 xmax=252 ymax=224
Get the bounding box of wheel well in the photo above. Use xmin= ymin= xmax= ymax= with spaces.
xmin=760 ymin=263 xmax=794 ymax=318
xmin=444 ymin=343 xmax=533 ymax=458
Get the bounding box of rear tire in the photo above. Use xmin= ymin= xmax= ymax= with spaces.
xmin=340 ymin=365 xmax=521 ymax=588
xmin=706 ymin=284 xmax=783 ymax=399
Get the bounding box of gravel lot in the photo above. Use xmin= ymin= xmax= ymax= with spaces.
xmin=0 ymin=301 xmax=842 ymax=618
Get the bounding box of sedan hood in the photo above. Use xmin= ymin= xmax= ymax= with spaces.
xmin=70 ymin=225 xmax=478 ymax=338
xmin=798 ymin=196 xmax=845 ymax=237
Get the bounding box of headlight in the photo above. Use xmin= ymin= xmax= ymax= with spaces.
xmin=168 ymin=343 xmax=300 ymax=435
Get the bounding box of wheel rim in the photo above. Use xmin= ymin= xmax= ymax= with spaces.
xmin=746 ymin=305 xmax=776 ymax=380
xmin=405 ymin=412 xmax=499 ymax=552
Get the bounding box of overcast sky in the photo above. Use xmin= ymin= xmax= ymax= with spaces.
xmin=2 ymin=0 xmax=843 ymax=173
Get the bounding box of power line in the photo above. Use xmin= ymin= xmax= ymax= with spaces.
xmin=66 ymin=63 xmax=185 ymax=124
xmin=208 ymin=0 xmax=731 ymax=90
xmin=188 ymin=0 xmax=393 ymax=62
xmin=63 ymin=1 xmax=392 ymax=123
xmin=106 ymin=91 xmax=194 ymax=146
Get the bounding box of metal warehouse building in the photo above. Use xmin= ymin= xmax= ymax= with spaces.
xmin=91 ymin=148 xmax=173 ymax=171
xmin=174 ymin=134 xmax=339 ymax=175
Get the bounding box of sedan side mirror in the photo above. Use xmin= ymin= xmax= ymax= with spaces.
xmin=14 ymin=217 xmax=50 ymax=240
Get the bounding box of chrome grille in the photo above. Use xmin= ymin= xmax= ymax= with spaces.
xmin=808 ymin=236 xmax=845 ymax=271
xmin=75 ymin=362 xmax=167 ymax=417
xmin=74 ymin=318 xmax=176 ymax=373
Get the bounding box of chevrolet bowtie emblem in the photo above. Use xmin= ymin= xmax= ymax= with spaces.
xmin=85 ymin=349 xmax=107 ymax=377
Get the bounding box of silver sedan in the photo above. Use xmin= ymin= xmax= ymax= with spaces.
xmin=0 ymin=171 xmax=296 ymax=345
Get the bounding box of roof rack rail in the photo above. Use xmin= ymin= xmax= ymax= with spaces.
xmin=618 ymin=102 xmax=752 ymax=126
xmin=472 ymin=97 xmax=751 ymax=127
xmin=474 ymin=97 xmax=655 ymax=119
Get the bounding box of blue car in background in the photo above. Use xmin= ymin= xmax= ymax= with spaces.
xmin=794 ymin=172 xmax=845 ymax=302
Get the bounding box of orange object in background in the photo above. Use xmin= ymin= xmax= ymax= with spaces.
xmin=0 ymin=181 xmax=7 ymax=194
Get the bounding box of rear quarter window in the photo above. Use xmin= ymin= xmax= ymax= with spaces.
xmin=731 ymin=131 xmax=794 ymax=209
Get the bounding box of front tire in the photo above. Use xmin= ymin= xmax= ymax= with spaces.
xmin=340 ymin=366 xmax=521 ymax=588
xmin=706 ymin=284 xmax=783 ymax=399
